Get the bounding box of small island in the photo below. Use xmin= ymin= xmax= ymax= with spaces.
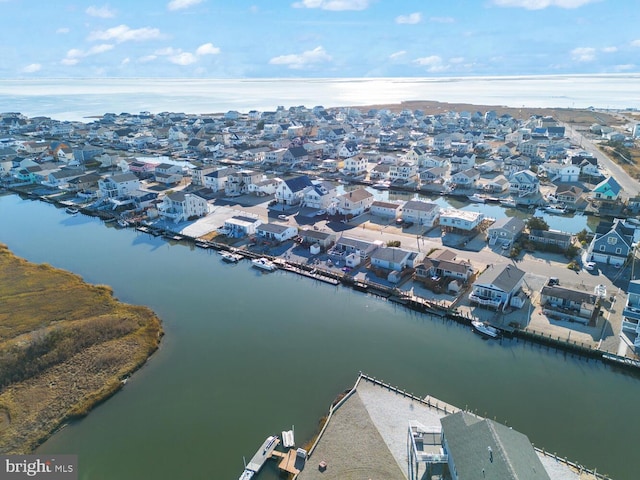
xmin=0 ymin=243 xmax=163 ymax=454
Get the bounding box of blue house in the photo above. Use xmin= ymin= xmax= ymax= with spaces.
xmin=586 ymin=219 xmax=634 ymax=266
xmin=591 ymin=176 xmax=621 ymax=202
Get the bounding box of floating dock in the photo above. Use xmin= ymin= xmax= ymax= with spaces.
xmin=238 ymin=435 xmax=279 ymax=480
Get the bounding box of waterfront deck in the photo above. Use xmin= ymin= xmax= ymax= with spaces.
xmin=246 ymin=435 xmax=279 ymax=473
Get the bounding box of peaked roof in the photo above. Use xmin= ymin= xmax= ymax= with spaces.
xmin=593 ymin=176 xmax=621 ymax=196
xmin=475 ymin=264 xmax=525 ymax=292
xmin=442 ymin=411 xmax=550 ymax=480
xmin=284 ymin=175 xmax=313 ymax=193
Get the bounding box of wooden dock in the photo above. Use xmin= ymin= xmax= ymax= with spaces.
xmin=271 ymin=450 xmax=301 ymax=475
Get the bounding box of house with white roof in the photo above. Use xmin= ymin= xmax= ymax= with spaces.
xmin=154 ymin=163 xmax=183 ymax=185
xmin=223 ymin=215 xmax=262 ymax=238
xmin=451 ymin=168 xmax=480 ymax=188
xmin=439 ymin=209 xmax=484 ymax=231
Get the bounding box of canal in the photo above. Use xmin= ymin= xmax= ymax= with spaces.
xmin=1 ymin=193 xmax=637 ymax=480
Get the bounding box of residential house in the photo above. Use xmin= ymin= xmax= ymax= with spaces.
xmin=586 ymin=219 xmax=634 ymax=266
xmin=469 ymin=264 xmax=525 ymax=309
xmin=441 ymin=411 xmax=550 ymax=480
xmin=517 ymin=139 xmax=540 ymax=158
xmin=591 ymin=176 xmax=622 ymax=202
xmin=223 ymin=215 xmax=262 ymax=238
xmin=419 ymin=155 xmax=449 ymax=169
xmin=98 ymin=172 xmax=140 ymax=198
xmin=433 ymin=133 xmax=451 ymax=151
xmin=451 ymin=168 xmax=480 ymax=188
xmin=67 ymin=173 xmax=101 ymax=192
xmin=282 ymin=146 xmax=308 ymax=166
xmin=36 ymin=167 xmax=83 ymax=189
xmin=302 ymin=181 xmax=337 ymax=209
xmin=401 ymin=200 xmax=440 ymax=227
xmin=449 ymin=153 xmax=475 ymax=173
xmin=555 ymin=185 xmax=583 ymax=205
xmin=256 ymin=223 xmax=298 ymax=243
xmin=415 ymin=249 xmax=474 ymax=283
xmin=154 ymin=163 xmax=183 ymax=185
xmin=419 ymin=166 xmax=447 ymax=184
xmin=298 ymin=229 xmax=336 ymax=250
xmin=370 ymin=247 xmax=417 ymax=272
xmin=275 ymin=175 xmax=314 ymax=205
xmin=439 ymin=209 xmax=484 ymax=232
xmin=540 ymin=285 xmax=598 ymax=325
xmin=503 ymin=155 xmax=531 ymax=177
xmin=528 ymin=229 xmax=574 ymax=250
xmin=250 ymin=178 xmax=279 ymax=196
xmin=403 ymin=146 xmax=429 ymax=165
xmin=508 ymin=169 xmax=539 ymax=198
xmin=203 ymin=167 xmax=236 ymax=193
xmin=225 ymin=169 xmax=263 ymax=196
xmin=338 ymin=141 xmax=360 ymax=158
xmin=336 ymin=188 xmax=374 ymax=217
xmin=370 ymin=201 xmax=401 ymax=219
xmin=538 ymin=162 xmax=580 ymax=183
xmin=484 ymin=175 xmax=509 ymax=193
xmin=369 ymin=163 xmax=390 ymax=180
xmin=621 ymin=280 xmax=640 ymax=349
xmin=476 ymin=159 xmax=499 ymax=174
xmin=158 ymin=191 xmax=208 ymax=223
xmin=487 ymin=217 xmax=526 ymax=246
xmin=342 ymin=156 xmax=367 ymax=176
xmin=264 ymin=148 xmax=287 ymax=164
xmin=389 ymin=161 xmax=418 ymax=183
xmin=330 ymin=236 xmax=380 ymax=260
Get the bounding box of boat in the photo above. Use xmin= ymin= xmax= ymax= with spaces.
xmin=117 ymin=218 xmax=129 ymax=227
xmin=500 ymin=199 xmax=517 ymax=208
xmin=251 ymin=257 xmax=277 ymax=271
xmin=372 ymin=180 xmax=390 ymax=190
xmin=544 ymin=205 xmax=567 ymax=214
xmin=282 ymin=429 xmax=295 ymax=448
xmin=467 ymin=194 xmax=486 ymax=203
xmin=471 ymin=320 xmax=500 ymax=338
xmin=220 ymin=251 xmax=243 ymax=263
xmin=65 ymin=207 xmax=79 ymax=215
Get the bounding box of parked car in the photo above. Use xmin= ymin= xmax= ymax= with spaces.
xmin=584 ymin=262 xmax=596 ymax=270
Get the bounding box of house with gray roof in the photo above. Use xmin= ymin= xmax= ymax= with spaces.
xmin=370 ymin=247 xmax=418 ymax=272
xmin=540 ymin=285 xmax=598 ymax=325
xmin=591 ymin=176 xmax=622 ymax=202
xmin=401 ymin=200 xmax=440 ymax=227
xmin=441 ymin=411 xmax=550 ymax=480
xmin=469 ymin=264 xmax=525 ymax=309
xmin=621 ymin=280 xmax=640 ymax=350
xmin=158 ymin=191 xmax=208 ymax=223
xmin=487 ymin=217 xmax=525 ymax=246
xmin=528 ymin=229 xmax=574 ymax=250
xmin=586 ymin=219 xmax=634 ymax=266
xmin=256 ymin=223 xmax=298 ymax=243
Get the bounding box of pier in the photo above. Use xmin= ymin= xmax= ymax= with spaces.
xmin=239 ymin=435 xmax=280 ymax=480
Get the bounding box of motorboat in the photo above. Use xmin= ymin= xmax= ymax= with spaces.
xmin=545 ymin=205 xmax=567 ymax=214
xmin=251 ymin=257 xmax=277 ymax=271
xmin=65 ymin=207 xmax=79 ymax=215
xmin=471 ymin=320 xmax=500 ymax=338
xmin=467 ymin=194 xmax=486 ymax=203
xmin=220 ymin=251 xmax=243 ymax=263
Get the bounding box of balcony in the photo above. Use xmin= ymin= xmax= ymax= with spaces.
xmin=622 ymin=319 xmax=640 ymax=335
xmin=622 ymin=304 xmax=640 ymax=322
xmin=469 ymin=293 xmax=501 ymax=307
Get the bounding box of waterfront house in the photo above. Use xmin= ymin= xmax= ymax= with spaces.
xmin=302 ymin=181 xmax=337 ymax=209
xmin=586 ymin=219 xmax=634 ymax=266
xmin=539 ymin=162 xmax=580 ymax=183
xmin=487 ymin=217 xmax=525 ymax=246
xmin=342 ymin=155 xmax=367 ymax=176
xmin=370 ymin=247 xmax=417 ymax=272
xmin=554 ymin=184 xmax=583 ymax=205
xmin=528 ymin=229 xmax=574 ymax=250
xmin=441 ymin=411 xmax=550 ymax=480
xmin=621 ymin=280 xmax=640 ymax=350
xmin=508 ymin=169 xmax=539 ymax=198
xmin=370 ymin=200 xmax=401 ymax=219
xmin=154 ymin=163 xmax=183 ymax=185
xmin=203 ymin=167 xmax=236 ymax=193
xmin=225 ymin=169 xmax=263 ymax=197
xmin=439 ymin=209 xmax=484 ymax=232
xmin=591 ymin=176 xmax=621 ymax=202
xmin=370 ymin=163 xmax=391 ymax=180
xmin=275 ymin=175 xmax=314 ymax=205
xmin=503 ymin=155 xmax=532 ymax=177
xmin=451 ymin=168 xmax=480 ymax=188
xmin=449 ymin=153 xmax=475 ymax=173
xmin=331 ymin=236 xmax=380 ymax=260
xmin=256 ymin=223 xmax=298 ymax=243
xmin=158 ymin=191 xmax=208 ymax=223
xmin=401 ymin=200 xmax=440 ymax=227
xmin=389 ymin=161 xmax=418 ymax=184
xmin=298 ymin=229 xmax=336 ymax=250
xmin=98 ymin=172 xmax=140 ymax=198
xmin=469 ymin=264 xmax=525 ymax=309
xmin=415 ymin=249 xmax=473 ymax=283
xmin=540 ymin=285 xmax=598 ymax=325
xmin=223 ymin=215 xmax=262 ymax=238
xmin=419 ymin=166 xmax=447 ymax=184
xmin=336 ymin=188 xmax=374 ymax=217
xmin=484 ymin=175 xmax=510 ymax=193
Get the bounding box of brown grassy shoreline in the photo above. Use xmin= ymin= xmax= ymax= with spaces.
xmin=0 ymin=243 xmax=163 ymax=454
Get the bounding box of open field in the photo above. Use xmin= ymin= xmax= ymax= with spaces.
xmin=0 ymin=244 xmax=163 ymax=454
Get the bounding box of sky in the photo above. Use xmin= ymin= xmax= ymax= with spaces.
xmin=1 ymin=0 xmax=639 ymax=79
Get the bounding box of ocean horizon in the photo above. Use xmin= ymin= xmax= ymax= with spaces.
xmin=1 ymin=73 xmax=639 ymax=122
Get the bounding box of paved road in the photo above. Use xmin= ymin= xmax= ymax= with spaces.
xmin=563 ymin=122 xmax=639 ymax=197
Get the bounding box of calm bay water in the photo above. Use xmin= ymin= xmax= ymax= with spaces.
xmin=1 ymin=74 xmax=639 ymax=121
xmin=1 ymin=193 xmax=639 ymax=480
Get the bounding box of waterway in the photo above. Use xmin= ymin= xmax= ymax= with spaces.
xmin=1 ymin=193 xmax=638 ymax=480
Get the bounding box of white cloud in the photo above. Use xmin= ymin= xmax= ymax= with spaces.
xmin=155 ymin=47 xmax=182 ymax=56
xmin=291 ymin=0 xmax=372 ymax=11
xmin=56 ymin=27 xmax=70 ymax=34
xmin=86 ymin=5 xmax=116 ymax=18
xmin=631 ymin=39 xmax=640 ymax=47
xmin=21 ymin=64 xmax=42 ymax=73
xmin=601 ymin=46 xmax=617 ymax=53
xmin=449 ymin=57 xmax=465 ymax=64
xmin=269 ymin=46 xmax=332 ymax=69
xmin=139 ymin=55 xmax=158 ymax=63
xmin=429 ymin=16 xmax=455 ymax=23
xmin=389 ymin=50 xmax=406 ymax=60
xmin=571 ymin=47 xmax=596 ymax=62
xmin=121 ymin=57 xmax=130 ymax=65
xmin=395 ymin=13 xmax=422 ymax=25
xmin=195 ymin=43 xmax=220 ymax=56
xmin=169 ymin=52 xmax=198 ymax=65
xmin=414 ymin=55 xmax=449 ymax=72
xmin=613 ymin=64 xmax=635 ymax=71
xmin=88 ymin=25 xmax=162 ymax=43
xmin=61 ymin=44 xmax=114 ymax=66
xmin=167 ymin=0 xmax=203 ymax=11
xmin=491 ymin=0 xmax=599 ymax=9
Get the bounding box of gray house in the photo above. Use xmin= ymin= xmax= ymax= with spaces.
xmin=586 ymin=219 xmax=634 ymax=266
xmin=528 ymin=229 xmax=574 ymax=250
xmin=487 ymin=217 xmax=525 ymax=246
xmin=469 ymin=264 xmax=525 ymax=309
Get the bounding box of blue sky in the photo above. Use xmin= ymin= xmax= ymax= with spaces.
xmin=1 ymin=0 xmax=639 ymax=78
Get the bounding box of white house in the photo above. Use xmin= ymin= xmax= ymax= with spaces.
xmin=158 ymin=192 xmax=209 ymax=223
xmin=451 ymin=168 xmax=480 ymax=188
xmin=203 ymin=167 xmax=236 ymax=192
xmin=401 ymin=200 xmax=440 ymax=227
xmin=370 ymin=200 xmax=401 ymax=219
xmin=336 ymin=188 xmax=374 ymax=217
xmin=154 ymin=163 xmax=183 ymax=185
xmin=469 ymin=264 xmax=526 ymax=309
xmin=439 ymin=209 xmax=484 ymax=231
xmin=303 ymin=181 xmax=337 ymax=209
xmin=508 ymin=169 xmax=539 ymax=197
xmin=449 ymin=153 xmax=476 ymax=173
xmin=275 ymin=175 xmax=314 ymax=205
xmin=223 ymin=215 xmax=262 ymax=238
xmin=342 ymin=156 xmax=367 ymax=176
xmin=621 ymin=280 xmax=640 ymax=350
xmin=98 ymin=172 xmax=140 ymax=198
xmin=389 ymin=161 xmax=418 ymax=183
xmin=539 ymin=162 xmax=580 ymax=183
xmin=225 ymin=169 xmax=263 ymax=197
xmin=256 ymin=223 xmax=298 ymax=242
xmin=370 ymin=247 xmax=416 ymax=272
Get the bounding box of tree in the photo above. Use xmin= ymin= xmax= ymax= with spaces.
xmin=526 ymin=216 xmax=549 ymax=232
xmin=576 ymin=228 xmax=589 ymax=243
xmin=256 ymin=120 xmax=265 ymax=131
